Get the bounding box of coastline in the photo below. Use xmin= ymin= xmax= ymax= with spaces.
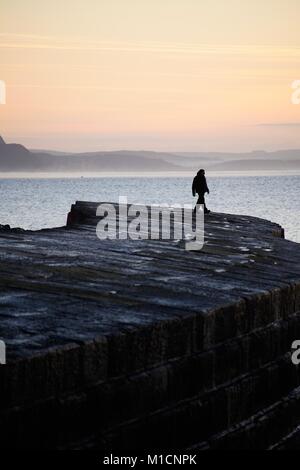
xmin=1 ymin=170 xmax=300 ymax=179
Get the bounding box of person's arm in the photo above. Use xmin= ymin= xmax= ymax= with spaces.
xmin=204 ymin=177 xmax=209 ymax=194
xmin=192 ymin=178 xmax=196 ymax=196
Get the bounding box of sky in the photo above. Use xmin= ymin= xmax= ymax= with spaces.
xmin=1 ymin=0 xmax=300 ymax=152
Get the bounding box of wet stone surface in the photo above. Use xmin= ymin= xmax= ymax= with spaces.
xmin=0 ymin=201 xmax=298 ymax=361
xmin=1 ymin=202 xmax=300 ymax=450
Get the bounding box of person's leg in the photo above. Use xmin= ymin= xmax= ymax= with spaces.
xmin=203 ymin=196 xmax=210 ymax=214
xmin=193 ymin=194 xmax=204 ymax=214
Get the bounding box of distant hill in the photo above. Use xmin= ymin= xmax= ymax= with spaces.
xmin=1 ymin=135 xmax=300 ymax=173
xmin=175 ymin=149 xmax=300 ymax=161
xmin=0 ymin=136 xmax=182 ymax=172
xmin=174 ymin=150 xmax=300 ymax=169
xmin=208 ymin=159 xmax=300 ymax=171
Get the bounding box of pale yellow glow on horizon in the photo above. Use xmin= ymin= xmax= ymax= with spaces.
xmin=1 ymin=0 xmax=300 ymax=152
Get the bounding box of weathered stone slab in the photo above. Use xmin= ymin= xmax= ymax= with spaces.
xmin=0 ymin=201 xmax=300 ymax=449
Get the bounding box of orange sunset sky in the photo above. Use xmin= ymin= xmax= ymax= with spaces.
xmin=1 ymin=0 xmax=300 ymax=152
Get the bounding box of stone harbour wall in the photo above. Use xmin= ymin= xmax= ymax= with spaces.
xmin=0 ymin=201 xmax=300 ymax=450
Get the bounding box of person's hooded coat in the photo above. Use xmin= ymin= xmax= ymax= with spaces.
xmin=192 ymin=171 xmax=209 ymax=196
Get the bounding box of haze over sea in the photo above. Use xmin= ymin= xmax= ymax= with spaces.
xmin=0 ymin=174 xmax=299 ymax=242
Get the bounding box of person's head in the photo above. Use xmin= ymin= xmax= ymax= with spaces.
xmin=198 ymin=169 xmax=205 ymax=176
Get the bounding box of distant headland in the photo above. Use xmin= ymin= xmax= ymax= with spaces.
xmin=1 ymin=135 xmax=300 ymax=173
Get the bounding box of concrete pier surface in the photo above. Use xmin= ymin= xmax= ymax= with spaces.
xmin=1 ymin=201 xmax=300 ymax=450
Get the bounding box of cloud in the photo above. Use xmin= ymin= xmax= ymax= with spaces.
xmin=1 ymin=33 xmax=300 ymax=58
xmin=257 ymin=123 xmax=300 ymax=127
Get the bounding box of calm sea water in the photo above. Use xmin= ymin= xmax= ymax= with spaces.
xmin=0 ymin=175 xmax=299 ymax=242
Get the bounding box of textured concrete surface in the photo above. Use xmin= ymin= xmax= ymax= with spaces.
xmin=0 ymin=202 xmax=290 ymax=359
xmin=0 ymin=201 xmax=300 ymax=449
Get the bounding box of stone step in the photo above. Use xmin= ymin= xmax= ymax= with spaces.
xmin=93 ymin=353 xmax=298 ymax=451
xmin=1 ymin=349 xmax=298 ymax=449
xmin=187 ymin=386 xmax=300 ymax=450
xmin=269 ymin=425 xmax=300 ymax=450
xmin=1 ymin=308 xmax=299 ymax=414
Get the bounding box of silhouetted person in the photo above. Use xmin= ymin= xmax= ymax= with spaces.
xmin=192 ymin=169 xmax=210 ymax=214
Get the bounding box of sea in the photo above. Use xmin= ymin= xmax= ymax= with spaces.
xmin=0 ymin=173 xmax=299 ymax=242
